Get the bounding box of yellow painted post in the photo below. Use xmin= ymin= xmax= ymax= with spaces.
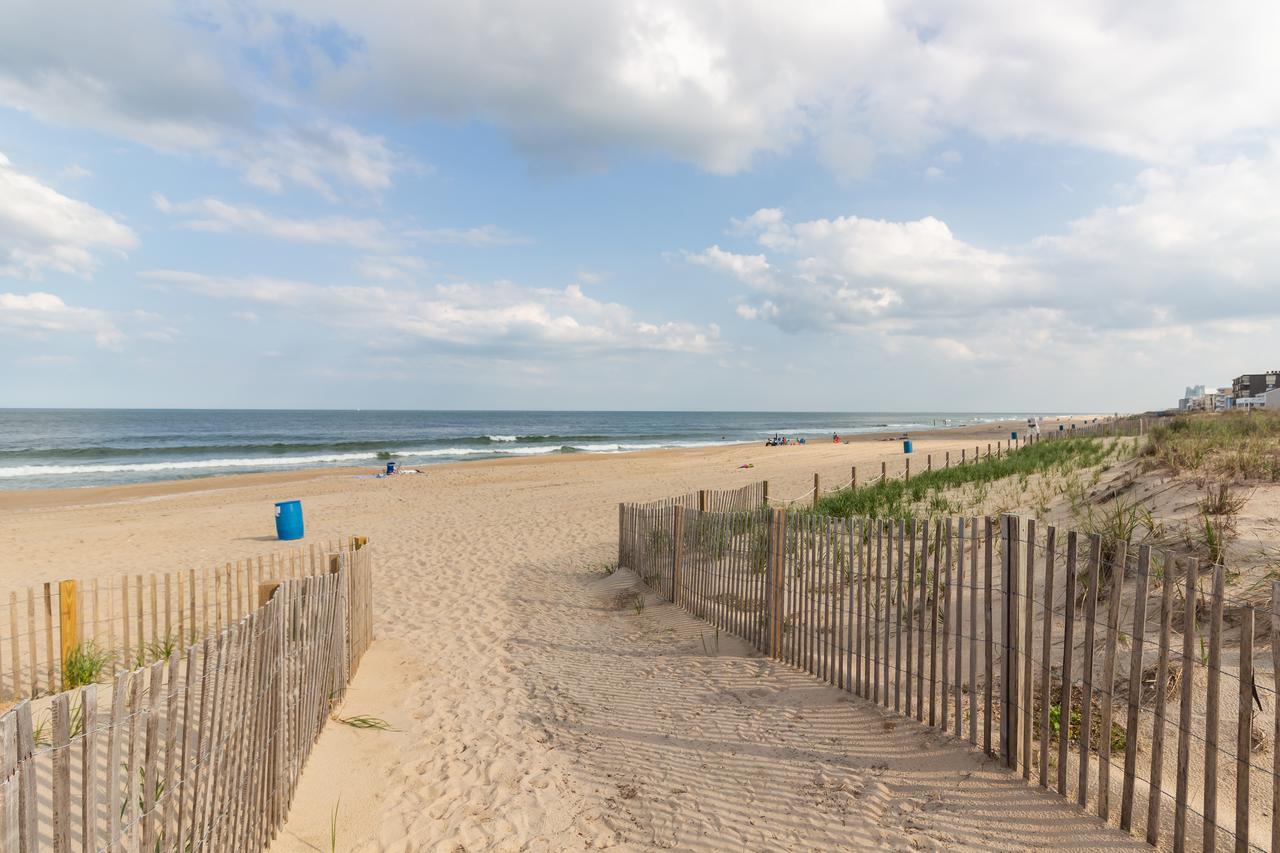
xmin=58 ymin=580 xmax=78 ymax=688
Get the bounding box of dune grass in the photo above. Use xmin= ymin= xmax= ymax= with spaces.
xmin=1145 ymin=410 xmax=1280 ymax=480
xmin=62 ymin=641 xmax=115 ymax=688
xmin=813 ymin=437 xmax=1114 ymax=520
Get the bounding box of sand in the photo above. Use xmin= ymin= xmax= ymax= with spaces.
xmin=0 ymin=417 xmax=1144 ymax=850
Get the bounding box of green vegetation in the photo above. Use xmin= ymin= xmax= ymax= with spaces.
xmin=335 ymin=714 xmax=396 ymax=731
xmin=1145 ymin=411 xmax=1280 ymax=480
xmin=62 ymin=641 xmax=115 ymax=688
xmin=145 ymin=632 xmax=181 ymax=664
xmin=813 ymin=437 xmax=1114 ymax=520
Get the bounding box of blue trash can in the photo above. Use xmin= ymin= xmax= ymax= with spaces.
xmin=274 ymin=500 xmax=304 ymax=541
xmin=386 ymin=461 xmax=398 ymax=475
xmin=903 ymin=439 xmax=913 ymax=454
xmin=1011 ymin=431 xmax=1018 ymax=441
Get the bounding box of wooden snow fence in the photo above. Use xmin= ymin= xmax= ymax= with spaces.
xmin=620 ymin=493 xmax=1280 ymax=852
xmin=0 ymin=539 xmax=367 ymax=704
xmin=0 ymin=538 xmax=373 ymax=851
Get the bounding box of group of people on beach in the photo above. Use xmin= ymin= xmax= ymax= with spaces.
xmin=766 ymin=432 xmax=850 ymax=446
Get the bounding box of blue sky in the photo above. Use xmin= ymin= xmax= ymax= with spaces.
xmin=2 ymin=1 xmax=1278 ymax=412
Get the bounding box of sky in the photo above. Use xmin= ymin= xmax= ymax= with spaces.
xmin=1 ymin=1 xmax=1278 ymax=413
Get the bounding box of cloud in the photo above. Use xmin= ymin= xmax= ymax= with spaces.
xmin=0 ymin=152 xmax=137 ymax=279
xmin=154 ymin=195 xmax=393 ymax=251
xmin=143 ymin=269 xmax=719 ymax=355
xmin=226 ymin=124 xmax=408 ymax=200
xmin=702 ymin=208 xmax=1037 ymax=333
xmin=5 ymin=3 xmax=1278 ymax=180
xmin=694 ymin=149 xmax=1280 ymax=352
xmin=356 ymin=255 xmax=429 ymax=281
xmin=687 ymin=245 xmax=773 ymax=286
xmin=153 ymin=195 xmax=529 ymax=256
xmin=407 ymin=225 xmax=531 ymax=247
xmin=238 ymin=1 xmax=1280 ymax=174
xmin=0 ymin=0 xmax=247 ymax=150
xmin=0 ymin=291 xmax=123 ymax=347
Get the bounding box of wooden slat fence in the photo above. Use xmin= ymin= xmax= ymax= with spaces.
xmin=0 ymin=540 xmax=373 ymax=851
xmin=620 ymin=493 xmax=1277 ymax=852
xmin=0 ymin=539 xmax=360 ymax=703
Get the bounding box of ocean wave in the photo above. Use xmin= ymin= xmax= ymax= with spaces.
xmin=0 ymin=432 xmax=630 ymax=459
xmin=0 ymin=451 xmax=382 ymax=478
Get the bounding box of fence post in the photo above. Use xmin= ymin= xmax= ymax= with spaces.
xmin=881 ymin=461 xmax=887 ymax=479
xmin=698 ymin=490 xmax=707 ymax=512
xmin=672 ymin=507 xmax=685 ymax=605
xmin=762 ymin=480 xmax=769 ymax=505
xmin=58 ymin=581 xmax=78 ymax=688
xmin=1000 ymin=515 xmax=1020 ymax=769
xmin=905 ymin=458 xmax=910 ymax=481
xmin=768 ymin=508 xmax=787 ymax=657
xmin=851 ymin=466 xmax=857 ymax=489
xmin=1236 ymin=606 xmax=1254 ymax=851
xmin=1271 ymin=583 xmax=1280 ymax=853
xmin=813 ymin=474 xmax=820 ymax=508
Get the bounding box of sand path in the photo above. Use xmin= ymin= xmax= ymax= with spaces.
xmin=261 ymin=447 xmax=1139 ymax=851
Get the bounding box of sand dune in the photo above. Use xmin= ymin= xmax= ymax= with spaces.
xmin=0 ymin=419 xmax=1138 ymax=850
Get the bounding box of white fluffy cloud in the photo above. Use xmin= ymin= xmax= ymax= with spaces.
xmin=0 ymin=0 xmax=246 ymax=150
xmin=696 ymin=146 xmax=1280 ymax=349
xmin=0 ymin=152 xmax=137 ymax=279
xmin=1037 ymin=148 xmax=1280 ymax=322
xmin=6 ymin=2 xmax=1278 ymax=177
xmin=693 ymin=208 xmax=1037 ymax=333
xmin=246 ymin=0 xmax=1280 ymax=172
xmin=143 ymin=270 xmax=719 ymax=355
xmin=0 ymin=291 xmax=123 ymax=347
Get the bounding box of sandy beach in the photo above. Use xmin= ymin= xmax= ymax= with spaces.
xmin=0 ymin=417 xmax=1140 ymax=850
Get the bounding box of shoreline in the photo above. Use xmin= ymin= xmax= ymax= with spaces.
xmin=0 ymin=414 xmax=1100 ymax=512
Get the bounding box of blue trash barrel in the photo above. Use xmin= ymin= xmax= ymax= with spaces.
xmin=274 ymin=500 xmax=304 ymax=541
xmin=386 ymin=461 xmax=398 ymax=475
xmin=1011 ymin=431 xmax=1018 ymax=441
xmin=903 ymin=439 xmax=913 ymax=454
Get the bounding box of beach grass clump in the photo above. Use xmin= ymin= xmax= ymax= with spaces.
xmin=813 ymin=437 xmax=1110 ymax=520
xmin=145 ymin=632 xmax=181 ymax=663
xmin=63 ymin=641 xmax=115 ymax=688
xmin=336 ymin=714 xmax=396 ymax=731
xmin=1146 ymin=411 xmax=1280 ymax=480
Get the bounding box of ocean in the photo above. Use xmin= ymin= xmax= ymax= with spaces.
xmin=0 ymin=409 xmax=1039 ymax=490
